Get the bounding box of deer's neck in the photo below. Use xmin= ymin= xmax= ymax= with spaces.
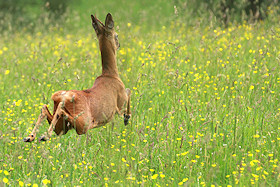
xmin=100 ymin=45 xmax=119 ymax=77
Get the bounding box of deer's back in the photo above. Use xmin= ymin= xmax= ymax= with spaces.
xmin=51 ymin=75 xmax=126 ymax=124
xmin=87 ymin=75 xmax=127 ymax=123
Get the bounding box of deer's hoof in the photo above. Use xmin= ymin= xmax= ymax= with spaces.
xmin=23 ymin=135 xmax=35 ymax=142
xmin=124 ymin=114 xmax=131 ymax=126
xmin=39 ymin=135 xmax=48 ymax=142
xmin=23 ymin=137 xmax=31 ymax=142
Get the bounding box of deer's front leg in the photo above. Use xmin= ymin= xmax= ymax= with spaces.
xmin=124 ymin=88 xmax=131 ymax=126
xmin=23 ymin=105 xmax=53 ymax=142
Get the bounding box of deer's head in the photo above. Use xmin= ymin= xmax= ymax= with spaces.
xmin=91 ymin=13 xmax=120 ymax=52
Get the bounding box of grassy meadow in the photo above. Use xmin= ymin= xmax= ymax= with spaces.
xmin=0 ymin=1 xmax=280 ymax=186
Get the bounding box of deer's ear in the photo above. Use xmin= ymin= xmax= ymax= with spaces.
xmin=105 ymin=13 xmax=114 ymax=29
xmin=91 ymin=14 xmax=102 ymax=35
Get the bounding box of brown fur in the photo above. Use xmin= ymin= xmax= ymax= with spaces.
xmin=23 ymin=13 xmax=131 ymax=142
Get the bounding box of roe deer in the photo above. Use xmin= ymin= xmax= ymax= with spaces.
xmin=23 ymin=13 xmax=131 ymax=142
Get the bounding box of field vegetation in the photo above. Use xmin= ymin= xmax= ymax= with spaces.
xmin=0 ymin=0 xmax=279 ymax=186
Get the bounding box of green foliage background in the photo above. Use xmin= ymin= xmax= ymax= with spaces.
xmin=0 ymin=0 xmax=279 ymax=186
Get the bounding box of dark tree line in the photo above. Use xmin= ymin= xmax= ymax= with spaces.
xmin=0 ymin=0 xmax=70 ymax=14
xmin=175 ymin=0 xmax=279 ymax=26
xmin=0 ymin=0 xmax=71 ymax=32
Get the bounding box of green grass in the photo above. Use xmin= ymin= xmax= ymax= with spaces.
xmin=0 ymin=1 xmax=280 ymax=186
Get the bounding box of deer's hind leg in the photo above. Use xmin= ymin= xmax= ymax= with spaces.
xmin=124 ymin=88 xmax=131 ymax=126
xmin=23 ymin=105 xmax=53 ymax=142
xmin=39 ymin=102 xmax=75 ymax=141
